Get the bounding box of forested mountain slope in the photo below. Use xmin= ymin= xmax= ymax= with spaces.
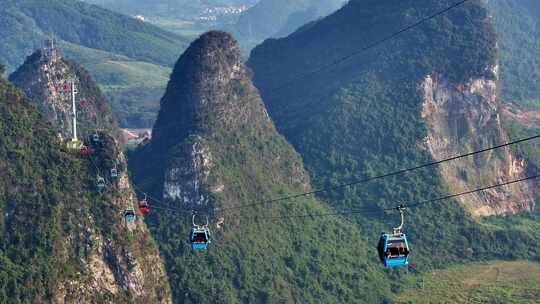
xmin=82 ymin=0 xmax=256 ymax=16
xmin=9 ymin=48 xmax=120 ymax=142
xmin=0 ymin=63 xmax=171 ymax=302
xmin=0 ymin=0 xmax=190 ymax=128
xmin=248 ymin=0 xmax=539 ymax=268
xmin=486 ymin=0 xmax=540 ymax=107
xmin=231 ymin=0 xmax=346 ymax=54
xmin=396 ymin=260 xmax=540 ymax=303
xmin=0 ymin=0 xmax=188 ymax=73
xmin=129 ymin=31 xmax=394 ymax=303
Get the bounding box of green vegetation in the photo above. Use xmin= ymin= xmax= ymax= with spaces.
xmin=0 ymin=72 xmax=101 ymax=300
xmin=104 ymin=86 xmax=166 ymax=128
xmin=502 ymin=117 xmax=540 ymax=168
xmin=60 ymin=42 xmax=172 ymax=127
xmin=144 ymin=18 xmax=206 ymax=39
xmin=84 ymin=0 xmax=255 ymax=17
xmin=8 ymin=52 xmax=121 ymax=140
xmin=83 ymin=0 xmax=254 ymax=39
xmin=0 ymin=0 xmax=189 ymax=72
xmin=0 ymin=68 xmax=79 ymax=300
xmin=487 ymin=0 xmax=540 ymax=107
xmin=492 ymin=2 xmax=540 ymax=192
xmin=481 ymin=212 xmax=540 ymax=235
xmin=233 ymin=0 xmax=345 ymax=54
xmin=61 ymin=42 xmax=171 ymax=88
xmin=0 ymin=0 xmax=189 ymax=128
xmin=248 ymin=0 xmax=538 ymax=275
xmin=130 ymin=32 xmax=397 ymax=303
xmin=0 ymin=64 xmax=168 ymax=302
xmin=395 ymin=260 xmax=540 ymax=303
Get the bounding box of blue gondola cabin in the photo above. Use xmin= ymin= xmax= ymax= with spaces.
xmin=96 ymin=177 xmax=106 ymax=190
xmin=92 ymin=133 xmax=100 ymax=143
xmin=190 ymin=227 xmax=211 ymax=250
xmin=110 ymin=168 xmax=118 ymax=178
xmin=377 ymin=232 xmax=410 ymax=267
xmin=123 ymin=209 xmax=136 ymax=221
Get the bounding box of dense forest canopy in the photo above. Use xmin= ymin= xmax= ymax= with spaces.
xmin=0 ymin=0 xmax=191 ymax=129
xmin=486 ymin=0 xmax=540 ymax=107
xmin=1 ymin=0 xmax=540 ymax=302
xmin=248 ymin=0 xmax=538 ymax=275
xmin=129 ymin=32 xmax=394 ymax=303
xmin=0 ymin=0 xmax=188 ymax=72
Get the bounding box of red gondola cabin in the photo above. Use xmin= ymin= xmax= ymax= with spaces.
xmin=138 ymin=198 xmax=150 ymax=214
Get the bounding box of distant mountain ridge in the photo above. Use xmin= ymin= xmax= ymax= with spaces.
xmin=82 ymin=0 xmax=257 ymax=15
xmin=0 ymin=0 xmax=191 ymax=129
xmin=0 ymin=0 xmax=189 ymax=73
xmin=232 ymin=0 xmax=346 ymax=54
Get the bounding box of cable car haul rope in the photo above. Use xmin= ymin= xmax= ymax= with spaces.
xmin=128 ymin=133 xmax=540 ymax=260
xmin=75 ymin=0 xmax=538 ymax=264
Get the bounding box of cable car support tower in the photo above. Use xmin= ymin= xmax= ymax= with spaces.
xmin=66 ymin=79 xmax=82 ymax=150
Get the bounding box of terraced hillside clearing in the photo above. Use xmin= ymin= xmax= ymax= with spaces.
xmin=67 ymin=46 xmax=172 ymax=128
xmin=395 ymin=260 xmax=540 ymax=304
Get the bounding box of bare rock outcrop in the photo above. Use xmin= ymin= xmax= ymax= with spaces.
xmin=421 ymin=71 xmax=538 ymax=216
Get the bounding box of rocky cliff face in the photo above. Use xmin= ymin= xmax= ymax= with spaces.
xmin=3 ymin=49 xmax=172 ymax=302
xmin=246 ymin=0 xmax=540 ymax=271
xmin=421 ymin=71 xmax=538 ymax=216
xmin=149 ymin=31 xmax=309 ymax=213
xmin=130 ymin=31 xmax=390 ymax=303
xmin=9 ymin=48 xmax=119 ymax=141
xmin=162 ymin=138 xmax=219 ymax=205
xmin=57 ymin=133 xmax=172 ymax=303
xmin=248 ymin=0 xmax=537 ymax=217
